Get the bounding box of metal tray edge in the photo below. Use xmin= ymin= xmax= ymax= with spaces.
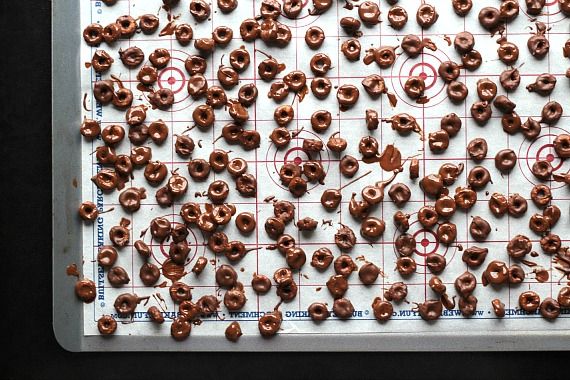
xmin=51 ymin=0 xmax=570 ymax=351
xmin=52 ymin=0 xmax=82 ymax=353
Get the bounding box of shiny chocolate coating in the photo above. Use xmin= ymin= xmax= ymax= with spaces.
xmin=396 ymin=256 xmax=417 ymax=276
xmin=478 ymin=7 xmax=501 ymax=31
xmin=438 ymin=61 xmax=460 ymax=83
xmin=308 ymin=302 xmax=330 ymax=321
xmin=494 ymin=149 xmax=517 ymax=173
xmin=507 ymin=234 xmax=532 ymax=258
xmin=97 ymin=315 xmax=117 ymax=335
xmin=175 ymin=135 xmax=194 ymax=157
xmin=482 ymin=260 xmax=509 ymax=286
xmin=409 ymin=159 xmax=420 ymax=179
xmin=418 ymin=206 xmax=439 ymax=228
xmin=416 ymin=3 xmax=439 ymax=28
xmin=454 ymin=31 xmax=475 ymax=54
xmin=384 ymin=282 xmax=408 ymax=302
xmin=493 ymin=96 xmax=516 ymax=113
xmin=216 ymin=265 xmax=237 ymax=288
xmin=114 ymin=293 xmax=139 ymax=315
xmin=440 ymin=113 xmax=462 ymax=137
xmin=428 ymin=130 xmax=450 ymax=152
xmin=519 ymin=290 xmax=540 ymax=313
xmin=417 ymin=300 xmax=443 ymax=321
xmin=527 ymin=73 xmax=556 ymax=96
xmin=470 ymin=216 xmax=491 ymax=242
xmin=358 ymin=1 xmax=381 ymax=25
xmin=497 ymin=40 xmax=519 ymax=65
xmin=340 ymin=155 xmax=359 ymax=178
xmin=439 ymin=163 xmax=463 ymax=186
xmin=470 ymin=101 xmax=492 ymax=125
xmin=453 ymin=187 xmax=477 ymax=210
xmin=258 ymin=311 xmax=282 ymax=337
xmin=554 ymin=134 xmax=570 ymax=158
xmin=297 ymin=217 xmax=318 ymax=231
xmin=462 ymin=50 xmax=482 ymax=71
xmin=540 ymin=298 xmax=561 ymax=320
xmin=467 ymin=166 xmax=491 ymax=189
xmin=75 ymin=279 xmax=97 ymax=303
xmin=115 ymin=14 xmax=136 ymax=38
xmin=476 ymin=78 xmax=497 ymax=101
xmin=501 ymin=112 xmax=522 ymax=135
xmin=91 ymin=50 xmax=114 ymax=73
xmin=327 ymin=275 xmax=348 ymax=299
xmin=80 ymin=119 xmax=101 ymax=140
xmin=454 ymin=271 xmax=476 ymax=298
xmin=224 ymin=287 xmax=247 ymax=311
xmin=335 ymin=226 xmax=357 ymax=251
xmin=360 ymin=217 xmax=385 ymax=240
xmin=139 ymin=14 xmax=159 ymax=34
xmin=225 ymin=321 xmax=243 ymax=342
xmin=188 ymin=159 xmax=211 ymax=181
xmin=311 ymin=248 xmax=334 ymax=270
xmin=459 ymin=295 xmax=478 ymax=317
xmin=388 ymin=6 xmax=408 ymax=29
xmin=437 ymin=222 xmax=457 ymax=245
xmin=419 ymin=174 xmax=444 ymax=198
xmin=83 ymin=23 xmax=104 ymax=46
xmin=139 ymin=262 xmax=160 ymax=286
xmin=388 ymin=183 xmax=411 ymax=207
xmin=462 ymin=246 xmax=488 ymax=268
xmin=452 ymin=0 xmax=473 ymax=16
xmin=489 ymin=193 xmax=508 ymax=217
xmin=435 ymin=195 xmax=456 ymax=218
xmin=341 ymin=39 xmax=361 ymax=61
xmin=305 ymin=26 xmax=325 ymax=49
xmin=93 ymin=80 xmax=114 ymax=105
xmin=337 ymin=85 xmax=360 ymax=110
xmin=404 ymin=76 xmax=425 ymax=100
xmin=191 ymin=257 xmax=208 ymax=275
xmin=508 ymin=194 xmax=528 ymax=217
xmin=251 ymin=274 xmax=272 ymax=294
xmin=530 ymin=184 xmax=552 ymax=208
xmin=321 ymin=189 xmax=342 ymax=209
xmin=333 ymin=298 xmax=355 ymax=319
xmin=500 ymin=68 xmax=521 ymax=92
xmin=119 ymin=46 xmax=144 ymax=68
xmin=541 ymin=101 xmax=563 ymax=124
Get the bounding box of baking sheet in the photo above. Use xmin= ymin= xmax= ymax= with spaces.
xmin=54 ymin=0 xmax=570 ymax=350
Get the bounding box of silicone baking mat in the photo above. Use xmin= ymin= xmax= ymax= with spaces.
xmin=79 ymin=0 xmax=569 ymax=339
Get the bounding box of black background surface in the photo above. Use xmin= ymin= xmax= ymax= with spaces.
xmin=1 ymin=2 xmax=566 ymax=379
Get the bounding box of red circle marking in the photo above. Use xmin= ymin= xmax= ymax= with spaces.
xmin=149 ymin=217 xmax=202 ymax=268
xmin=392 ymin=218 xmax=457 ymax=267
xmin=278 ymin=0 xmax=320 ymax=23
xmin=536 ymin=144 xmax=564 ymax=171
xmin=284 ymin=147 xmax=310 ymax=164
xmin=521 ymin=0 xmax=562 ymax=17
xmin=267 ymin=130 xmax=329 ymax=191
xmin=158 ymin=67 xmax=186 ymax=94
xmin=409 ymin=62 xmax=437 ymax=90
xmin=519 ymin=130 xmax=570 ymax=190
xmin=412 ymin=229 xmax=440 ymax=256
xmin=393 ymin=51 xmax=450 ymax=109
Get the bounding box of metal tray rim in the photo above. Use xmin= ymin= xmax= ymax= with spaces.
xmin=52 ymin=0 xmax=570 ymax=351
